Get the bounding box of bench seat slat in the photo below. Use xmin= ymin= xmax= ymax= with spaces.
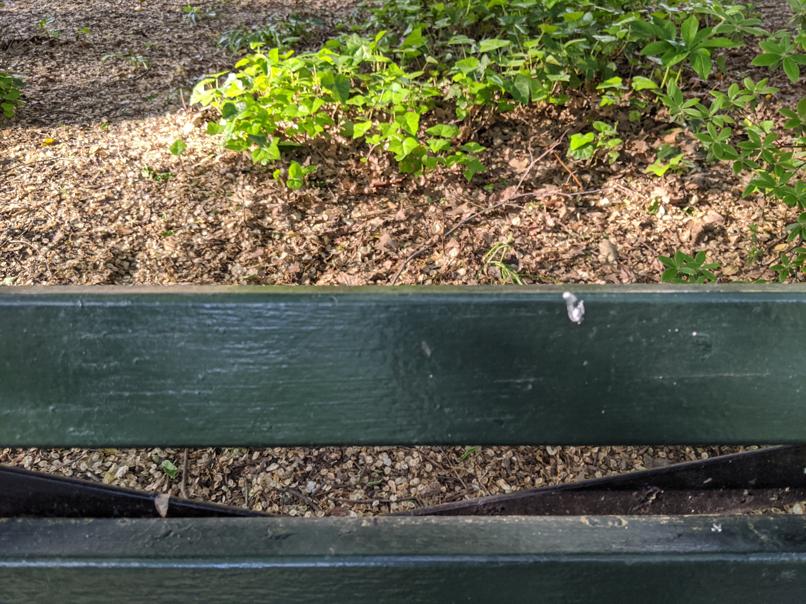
xmin=2 ymin=516 xmax=806 ymax=603
xmin=1 ymin=286 xmax=805 ymax=446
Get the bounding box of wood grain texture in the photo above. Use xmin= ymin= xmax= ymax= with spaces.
xmin=1 ymin=285 xmax=805 ymax=446
xmin=2 ymin=516 xmax=806 ymax=603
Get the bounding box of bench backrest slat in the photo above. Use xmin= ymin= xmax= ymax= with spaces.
xmin=1 ymin=286 xmax=804 ymax=447
xmin=3 ymin=516 xmax=806 ymax=602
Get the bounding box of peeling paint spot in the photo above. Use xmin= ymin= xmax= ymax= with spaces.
xmin=154 ymin=493 xmax=170 ymax=518
xmin=562 ymin=292 xmax=585 ymax=325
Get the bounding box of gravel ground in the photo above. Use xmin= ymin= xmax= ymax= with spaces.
xmin=0 ymin=0 xmax=802 ymax=516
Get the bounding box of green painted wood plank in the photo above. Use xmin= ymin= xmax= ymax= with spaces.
xmin=1 ymin=285 xmax=805 ymax=446
xmin=2 ymin=516 xmax=806 ymax=603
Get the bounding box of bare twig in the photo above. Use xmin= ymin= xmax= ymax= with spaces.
xmin=180 ymin=448 xmax=189 ymax=498
xmin=335 ymin=497 xmax=420 ymax=505
xmin=243 ymin=477 xmax=251 ymax=509
xmin=763 ymin=235 xmax=799 ymax=267
xmin=390 ymin=137 xmax=566 ymax=285
xmin=552 ymin=151 xmax=583 ymax=189
xmin=504 ymin=188 xmax=603 ymax=203
xmin=288 ymin=487 xmax=322 ymax=512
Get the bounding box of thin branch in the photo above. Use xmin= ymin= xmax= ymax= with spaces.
xmin=288 ymin=488 xmax=322 ymax=512
xmin=390 ymin=137 xmax=566 ymax=285
xmin=552 ymin=151 xmax=583 ymax=189
xmin=180 ymin=449 xmax=189 ymax=499
xmin=335 ymin=496 xmax=421 ymax=505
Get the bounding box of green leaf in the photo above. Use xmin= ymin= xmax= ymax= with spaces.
xmin=398 ymin=137 xmax=421 ymax=159
xmin=511 ymin=74 xmax=531 ymax=104
xmin=461 ymin=156 xmax=486 ymax=182
xmin=251 ymin=138 xmax=280 ymax=164
xmin=321 ymin=71 xmax=351 ymax=103
xmin=399 ymin=111 xmax=420 ymax=136
xmin=702 ymin=37 xmax=740 ymax=49
xmin=454 ymin=57 xmax=480 ymax=73
xmin=160 ymin=460 xmax=178 ymax=479
xmin=681 ymin=16 xmax=699 ymax=46
xmin=631 ymin=76 xmax=658 ymax=91
xmin=169 ymin=139 xmax=187 ymax=156
xmin=478 ymin=38 xmax=511 ymax=53
xmin=691 ymin=48 xmax=712 ymax=80
xmin=631 ymin=19 xmax=659 ymax=39
xmin=426 ymin=123 xmax=460 ymax=138
xmin=287 ymin=161 xmax=307 ymax=190
xmin=751 ymin=53 xmax=780 ymax=67
xmin=666 ymin=52 xmax=690 ymax=68
xmin=597 ymin=76 xmax=623 ymax=90
xmin=569 ymin=131 xmax=595 ymax=151
xmin=221 ymin=102 xmax=238 ymax=119
xmin=713 ymin=143 xmax=739 ymax=160
xmin=401 ymin=26 xmax=426 ymax=49
xmin=352 ymin=120 xmax=373 ymax=139
xmin=427 ymin=137 xmax=452 ymax=153
xmin=642 ymin=40 xmax=671 ymax=57
xmin=461 ymin=142 xmax=486 ymax=153
xmin=782 ymin=57 xmax=801 ymax=83
xmin=447 ymin=35 xmax=475 ymax=46
xmin=332 ymin=74 xmax=351 ymax=103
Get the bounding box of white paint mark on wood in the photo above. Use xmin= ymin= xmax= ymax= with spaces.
xmin=562 ymin=292 xmax=585 ymax=325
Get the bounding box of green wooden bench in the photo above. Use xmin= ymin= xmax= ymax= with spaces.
xmin=2 ymin=285 xmax=806 ymax=603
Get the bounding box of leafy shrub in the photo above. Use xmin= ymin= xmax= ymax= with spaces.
xmin=0 ymin=72 xmax=23 ymax=119
xmin=193 ymin=34 xmax=486 ymax=178
xmin=219 ymin=14 xmax=329 ymax=53
xmin=196 ymin=0 xmax=756 ymax=184
xmin=772 ymin=247 xmax=806 ymax=282
xmin=791 ymin=0 xmax=806 ymax=29
xmin=659 ymin=251 xmax=720 ymax=283
xmin=181 ymin=4 xmax=217 ymax=25
xmin=193 ymin=0 xmax=806 ymax=282
xmin=751 ymin=31 xmax=806 ymax=83
xmin=567 ymin=122 xmax=622 ymax=164
xmin=642 ymin=13 xmax=804 ymax=280
xmin=645 ymin=144 xmax=689 ymax=177
xmin=194 ymin=0 xmax=804 ymax=282
xmin=274 ymin=161 xmax=317 ymax=190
